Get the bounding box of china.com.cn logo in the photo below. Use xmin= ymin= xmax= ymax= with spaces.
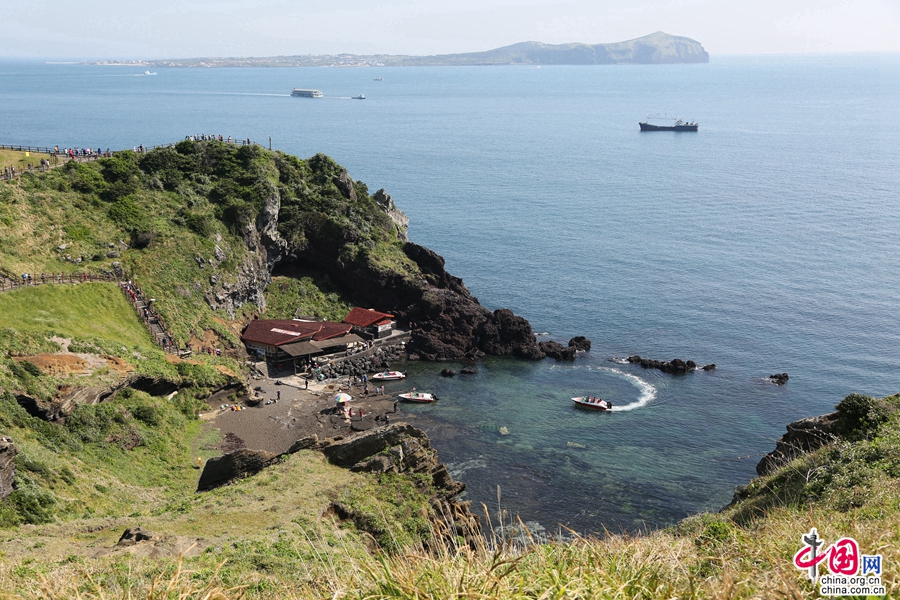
xmin=793 ymin=528 xmax=886 ymax=596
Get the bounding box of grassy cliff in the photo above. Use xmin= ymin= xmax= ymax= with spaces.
xmin=0 ymin=142 xmax=417 ymax=349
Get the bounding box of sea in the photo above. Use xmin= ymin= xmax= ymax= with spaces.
xmin=2 ymin=54 xmax=899 ymax=535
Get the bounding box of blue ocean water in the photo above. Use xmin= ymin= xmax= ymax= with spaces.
xmin=2 ymin=55 xmax=899 ymax=533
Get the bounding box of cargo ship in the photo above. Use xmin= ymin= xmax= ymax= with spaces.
xmin=639 ymin=117 xmax=698 ymax=132
xmin=291 ymin=88 xmax=323 ymax=98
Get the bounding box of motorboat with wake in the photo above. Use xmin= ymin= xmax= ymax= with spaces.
xmin=572 ymin=396 xmax=613 ymax=411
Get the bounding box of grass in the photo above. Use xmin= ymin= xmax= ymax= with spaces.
xmin=0 ymin=283 xmax=152 ymax=351
xmin=263 ymin=275 xmax=352 ymax=322
xmin=0 ymin=150 xmax=53 ymax=172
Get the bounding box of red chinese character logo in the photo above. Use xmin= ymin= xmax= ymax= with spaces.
xmin=794 ymin=529 xmax=860 ymax=581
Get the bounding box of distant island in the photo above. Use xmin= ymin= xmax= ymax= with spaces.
xmin=91 ymin=31 xmax=708 ymax=68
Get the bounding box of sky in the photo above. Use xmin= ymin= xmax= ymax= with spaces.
xmin=3 ymin=0 xmax=899 ymax=58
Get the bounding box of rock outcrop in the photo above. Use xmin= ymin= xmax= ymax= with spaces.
xmin=373 ymin=189 xmax=409 ymax=242
xmin=322 ymin=423 xmax=479 ymax=546
xmin=539 ymin=341 xmax=576 ymax=361
xmin=768 ymin=373 xmax=790 ymax=385
xmin=0 ymin=436 xmax=17 ymax=500
xmin=116 ymin=526 xmax=160 ymax=546
xmin=196 ymin=448 xmax=280 ymax=492
xmin=626 ymin=355 xmax=714 ymax=374
xmin=756 ymin=412 xmax=838 ymax=476
xmin=568 ymin=336 xmax=592 ymax=352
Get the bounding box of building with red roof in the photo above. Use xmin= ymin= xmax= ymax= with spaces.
xmin=241 ymin=318 xmax=357 ymax=359
xmin=342 ymin=307 xmax=396 ymax=339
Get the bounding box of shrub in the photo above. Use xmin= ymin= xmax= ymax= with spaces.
xmin=834 ymin=393 xmax=897 ymax=438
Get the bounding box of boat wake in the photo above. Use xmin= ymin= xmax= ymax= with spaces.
xmin=604 ymin=367 xmax=656 ymax=411
xmin=560 ymin=364 xmax=656 ymax=411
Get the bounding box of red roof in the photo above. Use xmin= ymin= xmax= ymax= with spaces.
xmin=343 ymin=307 xmax=395 ymax=328
xmin=241 ymin=319 xmax=352 ymax=347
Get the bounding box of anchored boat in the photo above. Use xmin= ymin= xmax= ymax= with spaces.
xmin=398 ymin=391 xmax=437 ymax=403
xmin=639 ymin=116 xmax=698 ymax=132
xmin=371 ymin=370 xmax=406 ymax=381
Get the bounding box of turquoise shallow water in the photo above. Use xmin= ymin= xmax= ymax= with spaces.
xmin=2 ymin=54 xmax=899 ymax=532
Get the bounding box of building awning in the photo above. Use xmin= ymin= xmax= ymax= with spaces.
xmin=280 ymin=341 xmax=322 ymax=357
xmin=311 ymin=333 xmax=365 ymax=349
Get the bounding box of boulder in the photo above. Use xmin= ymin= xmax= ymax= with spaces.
xmin=0 ymin=437 xmax=18 ymax=500
xmin=440 ymin=368 xmax=456 ymax=377
xmin=460 ymin=366 xmax=477 ymax=375
xmin=196 ymin=448 xmax=279 ymax=492
xmin=756 ymin=412 xmax=838 ymax=476
xmin=568 ymin=336 xmax=592 ymax=352
xmin=117 ymin=526 xmax=160 ymax=546
xmin=334 ymin=171 xmax=358 ymax=202
xmin=768 ymin=373 xmax=789 ymax=385
xmin=538 ymin=341 xmax=576 ymax=361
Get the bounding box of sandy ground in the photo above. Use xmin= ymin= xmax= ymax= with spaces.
xmin=206 ymin=375 xmax=420 ymax=455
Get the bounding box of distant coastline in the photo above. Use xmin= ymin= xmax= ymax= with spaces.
xmin=86 ymin=31 xmax=708 ymax=68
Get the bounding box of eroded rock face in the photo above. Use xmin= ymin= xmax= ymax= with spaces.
xmin=756 ymin=412 xmax=838 ymax=476
xmin=0 ymin=436 xmax=18 ymax=500
xmin=196 ymin=448 xmax=279 ymax=492
xmin=374 ymin=189 xmax=409 ymax=242
xmin=322 ymin=423 xmax=480 ymax=546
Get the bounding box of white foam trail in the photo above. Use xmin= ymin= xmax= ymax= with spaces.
xmin=605 ymin=367 xmax=656 ymax=411
xmin=610 ymin=357 xmax=629 ymax=364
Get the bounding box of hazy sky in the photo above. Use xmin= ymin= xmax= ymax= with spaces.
xmin=4 ymin=0 xmax=899 ymax=58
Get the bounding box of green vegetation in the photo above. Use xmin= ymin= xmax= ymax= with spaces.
xmin=0 ymin=283 xmax=150 ymax=349
xmin=0 ymin=141 xmax=417 ymax=349
xmin=0 ymin=150 xmax=53 ymax=172
xmin=262 ymin=275 xmax=352 ymax=321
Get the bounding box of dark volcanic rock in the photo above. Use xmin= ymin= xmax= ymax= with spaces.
xmin=768 ymin=373 xmax=790 ymax=385
xmin=15 ymin=393 xmax=72 ymax=423
xmin=0 ymin=436 xmax=17 ymax=500
xmin=460 ymin=366 xmax=477 ymax=375
xmin=440 ymin=368 xmax=456 ymax=377
xmin=117 ymin=526 xmax=160 ymax=546
xmin=626 ymin=355 xmax=698 ymax=374
xmin=568 ymin=336 xmax=591 ymax=352
xmin=538 ymin=340 xmax=577 ymax=361
xmin=702 ymin=364 xmax=717 ymax=371
xmin=756 ymin=412 xmax=838 ymax=476
xmin=197 ymin=448 xmax=279 ymax=492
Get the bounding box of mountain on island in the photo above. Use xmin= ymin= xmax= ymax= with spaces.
xmin=408 ymin=31 xmax=709 ymax=66
xmin=131 ymin=32 xmax=708 ymax=68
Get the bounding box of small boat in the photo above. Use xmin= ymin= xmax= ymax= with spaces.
xmin=143 ymin=70 xmax=157 ymax=76
xmin=373 ymin=78 xmax=384 ymax=81
xmin=572 ymin=396 xmax=613 ymax=411
xmin=398 ymin=391 xmax=437 ymax=403
xmin=371 ymin=370 xmax=406 ymax=381
xmin=352 ymin=94 xmax=366 ymax=100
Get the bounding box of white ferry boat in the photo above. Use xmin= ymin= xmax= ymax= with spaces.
xmin=291 ymin=88 xmax=323 ymax=98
